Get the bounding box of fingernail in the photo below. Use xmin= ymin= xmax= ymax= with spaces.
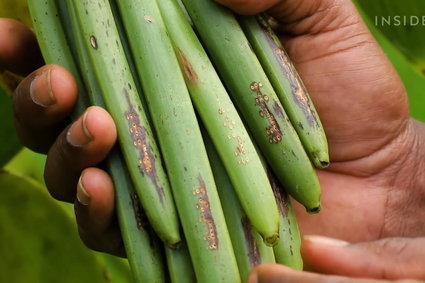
xmin=77 ymin=176 xmax=90 ymax=206
xmin=247 ymin=272 xmax=258 ymax=283
xmin=67 ymin=110 xmax=93 ymax=147
xmin=30 ymin=68 xmax=56 ymax=107
xmin=304 ymin=235 xmax=349 ymax=247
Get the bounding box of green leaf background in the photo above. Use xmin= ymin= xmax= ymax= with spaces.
xmin=0 ymin=0 xmax=424 ymax=282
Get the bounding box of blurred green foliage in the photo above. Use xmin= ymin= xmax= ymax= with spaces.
xmin=0 ymin=172 xmax=115 ymax=283
xmin=355 ymin=0 xmax=425 ymax=121
xmin=0 ymin=88 xmax=21 ymax=167
xmin=0 ymin=0 xmax=31 ymax=26
xmin=356 ymin=0 xmax=425 ymax=74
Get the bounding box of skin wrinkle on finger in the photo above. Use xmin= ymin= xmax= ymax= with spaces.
xmin=293 ymin=122 xmax=422 ymax=243
xmin=379 ymin=121 xmax=425 ymax=238
xmin=269 ymin=0 xmax=348 ymax=35
xmin=290 ymin=48 xmax=408 ymax=162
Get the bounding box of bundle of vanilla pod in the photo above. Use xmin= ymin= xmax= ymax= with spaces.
xmin=28 ymin=0 xmax=328 ymax=282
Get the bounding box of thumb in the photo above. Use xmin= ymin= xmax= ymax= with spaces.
xmin=302 ymin=236 xmax=425 ymax=280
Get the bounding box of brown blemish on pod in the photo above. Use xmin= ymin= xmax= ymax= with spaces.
xmin=250 ymin=82 xmax=283 ymax=144
xmin=235 ymin=136 xmax=249 ymax=164
xmin=144 ymin=15 xmax=154 ymax=23
xmin=235 ymin=136 xmax=246 ymax=156
xmin=124 ymin=89 xmax=165 ymax=203
xmin=90 ymin=35 xmax=98 ymax=50
xmin=194 ymin=176 xmax=218 ymax=250
xmin=273 ymin=101 xmax=285 ymax=118
xmin=268 ymin=170 xmax=295 ymax=255
xmin=177 ymin=49 xmax=199 ymax=85
xmin=275 ymin=47 xmax=318 ymax=128
xmin=131 ymin=193 xmax=149 ymax=230
xmin=257 ymin=15 xmax=320 ymax=128
xmin=268 ymin=170 xmax=289 ymax=216
xmin=241 ymin=216 xmax=261 ymax=268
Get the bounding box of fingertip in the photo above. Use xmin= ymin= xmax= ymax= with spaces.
xmin=48 ymin=64 xmax=79 ymax=113
xmin=83 ymin=106 xmax=117 ymax=149
xmin=252 ymin=264 xmax=300 ymax=283
xmin=247 ymin=270 xmax=258 ymax=283
xmin=67 ymin=106 xmax=117 ymax=152
xmin=28 ymin=64 xmax=78 ymax=115
xmin=74 ymin=167 xmax=124 ymax=256
xmin=76 ymin=167 xmax=115 ymax=231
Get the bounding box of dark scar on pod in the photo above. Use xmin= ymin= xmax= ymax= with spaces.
xmin=241 ymin=216 xmax=261 ymax=267
xmin=124 ymin=88 xmax=165 ymax=203
xmin=250 ymin=82 xmax=283 ymax=144
xmin=194 ymin=176 xmax=218 ymax=250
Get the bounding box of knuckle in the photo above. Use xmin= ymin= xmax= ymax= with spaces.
xmin=77 ymin=225 xmax=125 ymax=256
xmin=45 ymin=180 xmax=74 ymax=203
xmin=373 ymin=237 xmax=409 ymax=257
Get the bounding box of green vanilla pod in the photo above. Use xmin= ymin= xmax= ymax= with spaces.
xmin=268 ymin=172 xmax=303 ymax=270
xmin=113 ymin=0 xmax=241 ymax=281
xmin=165 ymin=239 xmax=197 ymax=283
xmin=239 ymin=14 xmax=329 ymax=169
xmin=180 ymin=0 xmax=322 ymax=213
xmin=69 ymin=0 xmax=181 ymax=247
xmin=156 ymin=0 xmax=279 ymax=245
xmin=204 ymin=130 xmax=275 ymax=281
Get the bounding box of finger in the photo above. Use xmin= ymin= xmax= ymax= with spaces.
xmin=248 ymin=264 xmax=421 ymax=283
xmin=302 ymin=236 xmax=425 ymax=280
xmin=44 ymin=106 xmax=117 ymax=202
xmin=74 ymin=167 xmax=125 ymax=257
xmin=213 ymin=0 xmax=282 ymax=15
xmin=0 ymin=18 xmax=43 ymax=76
xmin=13 ymin=64 xmax=78 ymax=153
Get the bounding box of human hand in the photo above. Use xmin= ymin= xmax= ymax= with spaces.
xmin=214 ymin=0 xmax=425 ymax=281
xmin=248 ymin=236 xmax=425 ymax=282
xmin=217 ymin=0 xmax=424 ymax=240
xmin=1 ymin=18 xmax=123 ymax=255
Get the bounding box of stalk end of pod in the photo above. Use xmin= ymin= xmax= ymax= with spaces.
xmin=311 ymin=151 xmax=330 ymax=169
xmin=306 ymin=204 xmax=321 ymax=214
xmin=164 ymin=236 xmax=182 ymax=250
xmin=263 ymin=233 xmax=280 ymax=247
xmin=165 ymin=239 xmax=182 ymax=250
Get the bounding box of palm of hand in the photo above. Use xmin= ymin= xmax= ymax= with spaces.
xmin=269 ymin=0 xmax=418 ymax=241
